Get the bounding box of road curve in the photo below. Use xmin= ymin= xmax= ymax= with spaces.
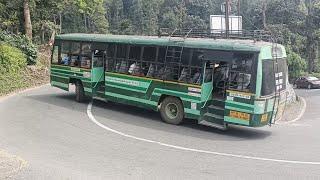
xmin=0 ymin=85 xmax=319 ymax=179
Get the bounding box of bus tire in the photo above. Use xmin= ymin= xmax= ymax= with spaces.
xmin=160 ymin=97 xmax=184 ymax=125
xmin=75 ymin=81 xmax=85 ymax=102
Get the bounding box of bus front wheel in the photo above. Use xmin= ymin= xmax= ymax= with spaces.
xmin=160 ymin=97 xmax=184 ymax=125
xmin=75 ymin=81 xmax=85 ymax=102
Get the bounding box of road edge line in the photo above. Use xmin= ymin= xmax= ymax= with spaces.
xmin=87 ymin=101 xmax=320 ymax=165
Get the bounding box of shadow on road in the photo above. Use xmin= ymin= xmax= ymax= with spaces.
xmin=26 ymin=90 xmax=272 ymax=141
xmin=27 ymin=92 xmax=90 ymax=113
xmin=92 ymin=99 xmax=272 ymax=141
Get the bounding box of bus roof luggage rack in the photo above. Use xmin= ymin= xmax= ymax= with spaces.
xmin=158 ymin=28 xmax=275 ymax=42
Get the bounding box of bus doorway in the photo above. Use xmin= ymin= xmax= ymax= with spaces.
xmin=91 ymin=50 xmax=105 ymax=98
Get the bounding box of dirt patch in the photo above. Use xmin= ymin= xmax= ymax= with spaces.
xmin=279 ymin=97 xmax=305 ymax=122
xmin=0 ymin=150 xmax=27 ymax=179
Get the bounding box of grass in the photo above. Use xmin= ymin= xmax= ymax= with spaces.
xmin=0 ymin=45 xmax=50 ymax=97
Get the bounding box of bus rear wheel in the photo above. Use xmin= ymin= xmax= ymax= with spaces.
xmin=75 ymin=81 xmax=85 ymax=102
xmin=160 ymin=97 xmax=184 ymax=125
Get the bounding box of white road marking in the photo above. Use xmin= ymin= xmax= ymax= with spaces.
xmin=87 ymin=102 xmax=320 ymax=165
xmin=276 ymin=96 xmax=307 ymax=125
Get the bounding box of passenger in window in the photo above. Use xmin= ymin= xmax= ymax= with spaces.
xmin=61 ymin=53 xmax=70 ymax=65
xmin=133 ymin=63 xmax=145 ymax=77
xmin=81 ymin=57 xmax=91 ymax=69
xmin=237 ymin=73 xmax=251 ymax=91
xmin=128 ymin=62 xmax=137 ymax=74
xmin=146 ymin=64 xmax=155 ymax=77
xmin=179 ymin=68 xmax=189 ymax=82
xmin=190 ymin=69 xmax=201 ymax=84
xmin=156 ymin=66 xmax=165 ymax=79
xmin=70 ymin=56 xmax=79 ymax=67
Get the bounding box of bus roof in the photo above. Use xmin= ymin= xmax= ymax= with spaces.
xmin=55 ymin=33 xmax=279 ymax=53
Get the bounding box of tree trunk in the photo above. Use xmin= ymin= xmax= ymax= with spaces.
xmin=84 ymin=14 xmax=87 ymax=32
xmin=49 ymin=30 xmax=56 ymax=46
xmin=262 ymin=0 xmax=267 ymax=30
xmin=23 ymin=0 xmax=33 ymax=40
xmin=41 ymin=23 xmax=45 ymax=44
xmin=59 ymin=12 xmax=62 ymax=34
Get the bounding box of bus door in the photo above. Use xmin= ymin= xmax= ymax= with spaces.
xmin=199 ymin=61 xmax=227 ymax=130
xmin=91 ymin=50 xmax=105 ymax=96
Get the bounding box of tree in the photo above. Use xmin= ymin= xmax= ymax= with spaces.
xmin=287 ymin=47 xmax=307 ymax=80
xmin=23 ymin=0 xmax=33 ymax=40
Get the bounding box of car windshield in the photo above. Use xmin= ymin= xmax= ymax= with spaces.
xmin=307 ymin=77 xmax=319 ymax=81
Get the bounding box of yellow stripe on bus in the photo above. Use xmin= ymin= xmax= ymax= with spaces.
xmin=106 ymin=72 xmax=202 ymax=88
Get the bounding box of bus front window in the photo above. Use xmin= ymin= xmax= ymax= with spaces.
xmin=228 ymin=54 xmax=255 ymax=92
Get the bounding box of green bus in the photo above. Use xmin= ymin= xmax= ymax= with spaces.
xmin=50 ymin=32 xmax=288 ymax=130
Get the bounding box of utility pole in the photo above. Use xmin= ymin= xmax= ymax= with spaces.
xmin=225 ymin=0 xmax=230 ymax=38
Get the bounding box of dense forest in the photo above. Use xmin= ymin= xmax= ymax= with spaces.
xmin=0 ymin=0 xmax=320 ymax=80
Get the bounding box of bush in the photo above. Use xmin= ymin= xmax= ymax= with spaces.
xmin=0 ymin=44 xmax=27 ymax=95
xmin=286 ymin=47 xmax=306 ymax=80
xmin=0 ymin=44 xmax=26 ymax=73
xmin=0 ymin=31 xmax=37 ymax=65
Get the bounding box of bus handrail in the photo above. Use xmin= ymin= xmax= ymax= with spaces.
xmin=201 ymin=86 xmax=213 ymax=109
xmin=92 ymin=72 xmax=104 ymax=89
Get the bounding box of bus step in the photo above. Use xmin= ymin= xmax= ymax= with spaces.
xmin=208 ymin=105 xmax=224 ymax=110
xmin=199 ymin=113 xmax=227 ymax=130
xmin=207 ymin=105 xmax=225 ymax=116
xmin=212 ymin=99 xmax=225 ymax=108
xmin=203 ymin=112 xmax=224 ymax=120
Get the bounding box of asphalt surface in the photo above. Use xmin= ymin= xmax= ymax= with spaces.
xmin=0 ymin=85 xmax=320 ymax=179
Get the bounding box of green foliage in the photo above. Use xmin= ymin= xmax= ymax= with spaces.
xmin=0 ymin=31 xmax=37 ymax=65
xmin=0 ymin=44 xmax=26 ymax=73
xmin=286 ymin=47 xmax=307 ymax=80
xmin=1 ymin=0 xmax=320 ymax=80
xmin=0 ymin=43 xmax=28 ymax=95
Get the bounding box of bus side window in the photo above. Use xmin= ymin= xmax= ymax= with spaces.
xmin=116 ymin=44 xmax=129 ymax=74
xmin=70 ymin=42 xmax=81 ymax=67
xmin=155 ymin=47 xmax=166 ymax=79
xmin=142 ymin=46 xmax=156 ymax=77
xmin=60 ymin=41 xmax=71 ymax=65
xmin=128 ymin=46 xmax=143 ymax=76
xmin=80 ymin=43 xmax=92 ymax=69
xmin=189 ymin=50 xmax=203 ymax=84
xmin=179 ymin=48 xmax=193 ymax=83
xmin=106 ymin=44 xmax=115 ymax=72
xmin=51 ymin=45 xmax=60 ymax=64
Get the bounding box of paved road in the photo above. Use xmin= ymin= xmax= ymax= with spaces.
xmin=0 ymin=85 xmax=320 ymax=179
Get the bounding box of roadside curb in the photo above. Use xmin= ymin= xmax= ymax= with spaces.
xmin=276 ymin=96 xmax=307 ymax=125
xmin=0 ymin=83 xmax=50 ymax=102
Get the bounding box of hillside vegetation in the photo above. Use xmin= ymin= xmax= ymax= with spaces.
xmin=0 ymin=0 xmax=320 ymax=95
xmin=0 ymin=32 xmax=49 ymax=96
